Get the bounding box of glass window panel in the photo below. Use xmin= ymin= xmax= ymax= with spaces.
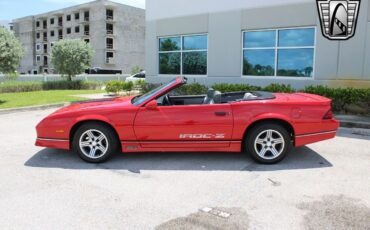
xmin=244 ymin=31 xmax=276 ymax=48
xmin=183 ymin=35 xmax=207 ymax=50
xmin=243 ymin=50 xmax=275 ymax=76
xmin=278 ymin=28 xmax=315 ymax=47
xmin=277 ymin=48 xmax=314 ymax=77
xmin=159 ymin=53 xmax=180 ymax=74
xmin=159 ymin=37 xmax=180 ymax=51
xmin=182 ymin=51 xmax=207 ymax=75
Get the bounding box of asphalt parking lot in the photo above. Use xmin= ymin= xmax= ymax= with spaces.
xmin=0 ymin=108 xmax=369 ymax=230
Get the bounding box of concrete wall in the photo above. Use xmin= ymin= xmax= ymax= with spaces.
xmin=146 ymin=0 xmax=370 ymax=88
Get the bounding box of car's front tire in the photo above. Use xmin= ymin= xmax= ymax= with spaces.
xmin=246 ymin=123 xmax=291 ymax=164
xmin=72 ymin=122 xmax=118 ymax=163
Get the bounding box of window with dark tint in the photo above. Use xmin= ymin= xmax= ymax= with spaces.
xmin=74 ymin=12 xmax=80 ymax=20
xmin=66 ymin=28 xmax=71 ymax=34
xmin=36 ymin=21 xmax=40 ymax=27
xmin=66 ymin=15 xmax=71 ymax=21
xmin=75 ymin=26 xmax=80 ymax=33
xmin=36 ymin=33 xmax=40 ymax=39
xmin=50 ymin=18 xmax=54 ymax=25
xmin=243 ymin=28 xmax=315 ymax=77
xmin=50 ymin=30 xmax=54 ymax=37
xmin=158 ymin=35 xmax=208 ymax=75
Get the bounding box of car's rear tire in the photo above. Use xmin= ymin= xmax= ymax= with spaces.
xmin=72 ymin=122 xmax=118 ymax=163
xmin=245 ymin=123 xmax=291 ymax=164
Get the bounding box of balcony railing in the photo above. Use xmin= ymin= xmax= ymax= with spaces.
xmin=43 ymin=37 xmax=48 ymax=42
xmin=84 ymin=17 xmax=89 ymax=22
xmin=58 ymin=35 xmax=63 ymax=39
xmin=106 ymin=44 xmax=113 ymax=49
xmin=106 ymin=15 xmax=114 ymax=20
xmin=84 ymin=31 xmax=90 ymax=36
xmin=58 ymin=22 xmax=63 ymax=27
xmin=106 ymin=30 xmax=113 ymax=35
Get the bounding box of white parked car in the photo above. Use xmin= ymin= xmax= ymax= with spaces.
xmin=125 ymin=71 xmax=145 ymax=83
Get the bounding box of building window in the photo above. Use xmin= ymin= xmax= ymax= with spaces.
xmin=50 ymin=30 xmax=55 ymax=37
xmin=74 ymin=12 xmax=80 ymax=20
xmin=158 ymin=34 xmax=208 ymax=75
xmin=75 ymin=26 xmax=80 ymax=33
xmin=66 ymin=15 xmax=71 ymax=21
xmin=36 ymin=33 xmax=40 ymax=39
xmin=36 ymin=44 xmax=41 ymax=51
xmin=243 ymin=28 xmax=315 ymax=77
xmin=66 ymin=27 xmax=71 ymax=34
xmin=50 ymin=18 xmax=54 ymax=25
xmin=36 ymin=55 xmax=41 ymax=62
xmin=36 ymin=21 xmax=40 ymax=27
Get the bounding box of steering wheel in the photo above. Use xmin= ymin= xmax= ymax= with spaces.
xmin=162 ymin=94 xmax=172 ymax=106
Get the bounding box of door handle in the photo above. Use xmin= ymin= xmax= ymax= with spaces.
xmin=215 ymin=111 xmax=228 ymax=116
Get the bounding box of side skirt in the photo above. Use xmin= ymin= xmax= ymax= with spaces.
xmin=120 ymin=141 xmax=242 ymax=153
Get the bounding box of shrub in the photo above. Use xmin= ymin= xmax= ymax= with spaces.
xmin=0 ymin=81 xmax=43 ymax=93
xmin=42 ymin=80 xmax=102 ymax=90
xmin=122 ymin=81 xmax=134 ymax=92
xmin=263 ymin=84 xmax=295 ymax=93
xmin=105 ymin=80 xmax=124 ymax=94
xmin=172 ymin=83 xmax=208 ymax=95
xmin=0 ymin=80 xmax=103 ymax=93
xmin=212 ymin=83 xmax=261 ymax=93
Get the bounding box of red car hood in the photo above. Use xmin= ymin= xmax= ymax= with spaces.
xmin=53 ymin=96 xmax=135 ymax=114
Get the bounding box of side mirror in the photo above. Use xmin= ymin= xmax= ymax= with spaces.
xmin=145 ymin=100 xmax=158 ymax=110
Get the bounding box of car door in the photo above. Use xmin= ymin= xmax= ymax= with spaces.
xmin=134 ymin=103 xmax=233 ymax=149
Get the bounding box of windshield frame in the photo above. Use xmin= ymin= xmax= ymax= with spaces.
xmin=132 ymin=77 xmax=185 ymax=106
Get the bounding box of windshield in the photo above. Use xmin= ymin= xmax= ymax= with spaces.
xmin=132 ymin=79 xmax=177 ymax=105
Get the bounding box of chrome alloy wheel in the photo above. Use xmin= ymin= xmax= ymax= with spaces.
xmin=79 ymin=129 xmax=109 ymax=159
xmin=254 ymin=129 xmax=285 ymax=160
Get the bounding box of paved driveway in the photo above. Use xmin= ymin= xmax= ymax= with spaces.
xmin=0 ymin=109 xmax=369 ymax=229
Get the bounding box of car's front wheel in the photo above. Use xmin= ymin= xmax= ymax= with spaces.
xmin=246 ymin=123 xmax=291 ymax=164
xmin=73 ymin=122 xmax=118 ymax=163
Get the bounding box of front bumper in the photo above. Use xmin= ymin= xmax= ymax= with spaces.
xmin=35 ymin=138 xmax=70 ymax=150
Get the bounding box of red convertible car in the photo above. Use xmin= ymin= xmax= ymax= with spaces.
xmin=36 ymin=77 xmax=339 ymax=164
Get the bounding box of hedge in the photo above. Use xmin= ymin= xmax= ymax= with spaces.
xmin=0 ymin=80 xmax=103 ymax=93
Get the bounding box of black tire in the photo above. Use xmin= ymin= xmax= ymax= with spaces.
xmin=72 ymin=122 xmax=118 ymax=163
xmin=245 ymin=123 xmax=291 ymax=164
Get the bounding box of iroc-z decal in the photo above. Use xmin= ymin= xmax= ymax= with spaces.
xmin=179 ymin=134 xmax=226 ymax=139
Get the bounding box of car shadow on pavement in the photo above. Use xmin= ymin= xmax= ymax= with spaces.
xmin=25 ymin=146 xmax=332 ymax=172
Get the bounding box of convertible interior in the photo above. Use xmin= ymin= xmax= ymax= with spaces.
xmin=158 ymin=88 xmax=276 ymax=106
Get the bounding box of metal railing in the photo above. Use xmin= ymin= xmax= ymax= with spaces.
xmin=106 ymin=44 xmax=113 ymax=49
xmin=84 ymin=31 xmax=90 ymax=36
xmin=106 ymin=30 xmax=113 ymax=35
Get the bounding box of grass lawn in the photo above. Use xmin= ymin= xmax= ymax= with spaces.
xmin=0 ymin=90 xmax=104 ymax=109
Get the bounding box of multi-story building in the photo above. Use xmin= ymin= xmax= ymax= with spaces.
xmin=145 ymin=0 xmax=370 ymax=88
xmin=12 ymin=0 xmax=145 ymax=74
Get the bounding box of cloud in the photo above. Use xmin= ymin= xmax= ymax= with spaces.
xmin=44 ymin=0 xmax=145 ymax=8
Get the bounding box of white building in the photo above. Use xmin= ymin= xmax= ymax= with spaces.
xmin=145 ymin=0 xmax=370 ymax=88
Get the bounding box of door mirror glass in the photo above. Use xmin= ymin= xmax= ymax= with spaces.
xmin=145 ymin=100 xmax=158 ymax=110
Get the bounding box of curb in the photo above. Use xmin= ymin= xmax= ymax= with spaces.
xmin=0 ymin=103 xmax=70 ymax=115
xmin=338 ymin=120 xmax=370 ymax=130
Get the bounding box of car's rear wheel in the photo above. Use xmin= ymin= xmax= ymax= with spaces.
xmin=72 ymin=122 xmax=118 ymax=163
xmin=246 ymin=123 xmax=291 ymax=164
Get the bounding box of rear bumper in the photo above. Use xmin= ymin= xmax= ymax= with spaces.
xmin=35 ymin=138 xmax=70 ymax=150
xmin=294 ymin=119 xmax=339 ymax=146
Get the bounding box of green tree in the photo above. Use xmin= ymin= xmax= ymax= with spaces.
xmin=0 ymin=27 xmax=24 ymax=74
xmin=51 ymin=39 xmax=94 ymax=81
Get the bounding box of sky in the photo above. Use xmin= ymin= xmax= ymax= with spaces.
xmin=0 ymin=0 xmax=145 ymax=21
